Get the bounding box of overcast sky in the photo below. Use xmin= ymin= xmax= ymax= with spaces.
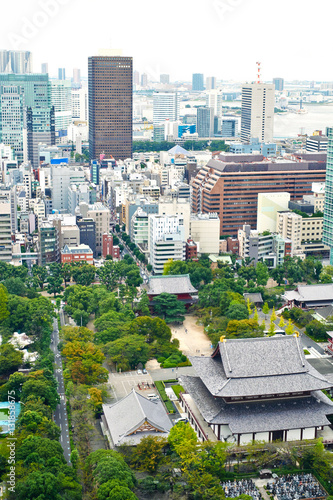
xmin=1 ymin=0 xmax=331 ymax=82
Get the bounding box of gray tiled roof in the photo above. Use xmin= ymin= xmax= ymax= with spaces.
xmin=189 ymin=336 xmax=331 ymax=398
xmin=181 ymin=376 xmax=333 ymax=434
xmin=244 ymin=293 xmax=263 ymax=304
xmin=147 ymin=274 xmax=198 ymax=295
xmin=285 ymin=284 xmax=333 ymax=303
xmin=103 ymin=390 xmax=172 ymax=446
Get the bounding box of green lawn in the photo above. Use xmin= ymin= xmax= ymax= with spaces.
xmin=171 ymin=385 xmax=184 ymax=399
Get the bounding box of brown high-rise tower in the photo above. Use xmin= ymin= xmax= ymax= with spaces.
xmin=88 ymin=55 xmax=133 ymax=161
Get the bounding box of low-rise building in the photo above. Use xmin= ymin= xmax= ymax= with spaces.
xmin=190 ymin=213 xmax=220 ymax=255
xmin=147 ymin=274 xmax=198 ymax=306
xmin=102 ymin=234 xmax=120 ymax=259
xmin=60 ymin=244 xmax=94 ymax=264
xmin=238 ymin=224 xmax=290 ymax=267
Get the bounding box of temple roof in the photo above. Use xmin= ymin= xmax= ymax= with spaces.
xmin=284 ymin=284 xmax=333 ymax=304
xmin=181 ymin=375 xmax=333 ymax=434
xmin=189 ymin=336 xmax=331 ymax=398
xmin=147 ymin=274 xmax=198 ymax=295
xmin=102 ymin=390 xmax=172 ymax=446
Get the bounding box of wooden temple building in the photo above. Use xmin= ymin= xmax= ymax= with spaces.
xmin=146 ymin=274 xmax=198 ymax=306
xmin=180 ymin=336 xmax=333 ymax=445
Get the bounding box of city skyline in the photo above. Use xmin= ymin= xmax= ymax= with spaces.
xmin=0 ymin=0 xmax=332 ymax=82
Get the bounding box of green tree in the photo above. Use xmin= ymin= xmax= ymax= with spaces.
xmin=256 ymin=261 xmax=269 ymax=286
xmin=153 ymin=293 xmax=186 ymax=323
xmin=168 ymin=422 xmax=198 ymax=459
xmin=279 ymin=316 xmax=286 ymax=328
xmin=0 ymin=344 xmax=23 ymax=377
xmin=268 ymin=320 xmax=276 ymax=335
xmin=105 ymin=335 xmax=149 ymax=371
xmin=32 ymin=264 xmax=48 ymax=289
xmin=62 ymin=263 xmax=72 ymax=287
xmin=135 ymin=289 xmax=150 ymax=316
xmin=4 ymin=277 xmax=27 ymax=296
xmin=262 ymin=302 xmax=269 ymax=318
xmin=285 ymin=319 xmax=294 ymax=335
xmin=246 ymin=297 xmax=252 ymax=315
xmin=128 ymin=316 xmax=171 ymax=344
xmin=0 ymin=284 xmax=9 ymax=322
xmin=226 ymin=302 xmax=249 ymax=320
xmin=130 ymin=436 xmax=167 ymax=472
xmin=47 ymin=274 xmax=63 ymax=296
xmin=71 ymin=263 xmax=96 ymax=286
xmin=305 ymin=320 xmax=327 ymax=340
xmin=270 ymin=307 xmax=277 ymax=322
xmin=253 ymin=307 xmax=259 ymax=323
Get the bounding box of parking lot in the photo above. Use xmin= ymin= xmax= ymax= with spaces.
xmin=108 ymin=370 xmax=157 ymax=401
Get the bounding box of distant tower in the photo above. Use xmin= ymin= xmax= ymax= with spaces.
xmin=73 ymin=68 xmax=81 ymax=86
xmin=206 ymin=77 xmax=216 ymax=90
xmin=160 ymin=74 xmax=170 ymax=84
xmin=0 ymin=50 xmax=32 ymax=73
xmin=192 ymin=73 xmax=204 ymax=91
xmin=141 ymin=73 xmax=148 ymax=87
xmin=240 ymin=63 xmax=275 ymax=143
xmin=58 ymin=68 xmax=66 ymax=80
xmin=273 ymin=78 xmax=284 ymax=91
xmin=41 ymin=63 xmax=48 ymax=74
xmin=133 ymin=70 xmax=140 ymax=85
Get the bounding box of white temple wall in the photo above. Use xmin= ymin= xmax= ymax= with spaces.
xmin=240 ymin=433 xmax=253 ymax=445
xmin=286 ymin=429 xmax=301 ymax=441
xmin=303 ymin=427 xmax=315 ymax=440
xmin=255 ymin=432 xmax=269 ymax=441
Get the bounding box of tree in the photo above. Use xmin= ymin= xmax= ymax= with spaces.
xmin=226 ymin=302 xmax=248 ymax=321
xmin=253 ymin=307 xmax=259 ymax=323
xmin=32 ymin=265 xmax=48 ymax=289
xmin=262 ymin=302 xmax=269 ymax=318
xmin=135 ymin=290 xmax=150 ymax=316
xmin=270 ymin=307 xmax=277 ymax=322
xmin=0 ymin=344 xmax=23 ymax=377
xmin=47 ymin=274 xmax=63 ymax=296
xmin=153 ymin=293 xmax=186 ymax=323
xmin=62 ymin=341 xmax=108 ymax=385
xmin=62 ymin=263 xmax=72 ymax=287
xmin=0 ymin=284 xmax=9 ymax=322
xmin=285 ymin=319 xmax=294 ymax=335
xmin=168 ymin=422 xmax=198 ymax=459
xmin=270 ymin=265 xmax=285 ymax=286
xmin=71 ymin=263 xmax=96 ymax=286
xmin=305 ymin=320 xmax=327 ymax=341
xmin=130 ymin=436 xmax=167 ymax=473
xmin=279 ymin=316 xmax=286 ymax=328
xmin=268 ymin=320 xmax=276 ymax=335
xmin=246 ymin=298 xmax=252 ymax=315
xmin=105 ymin=335 xmax=150 ymax=371
xmin=256 ymin=262 xmax=269 ymax=286
xmin=21 ymin=378 xmax=60 ymax=410
xmin=3 ymin=277 xmax=27 ymax=296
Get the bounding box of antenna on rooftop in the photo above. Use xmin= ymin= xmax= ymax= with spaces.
xmin=256 ymin=61 xmax=261 ymax=84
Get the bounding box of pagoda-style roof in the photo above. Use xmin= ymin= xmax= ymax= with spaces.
xmin=189 ymin=336 xmax=331 ymax=399
xmin=181 ymin=375 xmax=333 ymax=434
xmin=284 ymin=284 xmax=333 ymax=306
xmin=102 ymin=390 xmax=172 ymax=446
xmin=147 ymin=274 xmax=198 ymax=296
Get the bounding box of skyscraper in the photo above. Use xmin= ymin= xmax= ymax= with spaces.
xmin=323 ymin=127 xmax=333 ymax=263
xmin=88 ymin=54 xmax=133 ymax=161
xmin=73 ymin=68 xmax=81 ymax=86
xmin=58 ymin=68 xmax=66 ymax=80
xmin=196 ymin=107 xmax=214 ymax=137
xmin=192 ymin=73 xmax=204 ymax=91
xmin=41 ymin=63 xmax=49 ymax=74
xmin=273 ymin=78 xmax=284 ymax=91
xmin=153 ymin=92 xmax=180 ymax=125
xmin=0 ymin=50 xmax=32 ymax=73
xmin=50 ymin=79 xmax=72 ymax=141
xmin=240 ymin=83 xmax=275 ymax=143
xmin=160 ymin=74 xmax=170 ymax=84
xmin=206 ymin=76 xmax=216 ymax=90
xmin=133 ymin=70 xmax=139 ymax=86
xmin=141 ymin=73 xmax=148 ymax=87
xmin=206 ymin=89 xmax=223 ymax=117
xmin=0 ymin=73 xmax=55 ymax=165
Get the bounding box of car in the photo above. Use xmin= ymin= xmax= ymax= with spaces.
xmin=142 ymin=368 xmax=147 ymax=374
xmin=137 ymin=369 xmax=142 ymax=375
xmin=174 ymin=418 xmax=188 ymax=424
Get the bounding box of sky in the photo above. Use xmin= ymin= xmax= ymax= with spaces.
xmin=0 ymin=0 xmax=332 ymax=82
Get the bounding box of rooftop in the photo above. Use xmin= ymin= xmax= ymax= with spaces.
xmin=284 ymin=284 xmax=333 ymax=304
xmin=147 ymin=274 xmax=198 ymax=295
xmin=102 ymin=389 xmax=172 ymax=446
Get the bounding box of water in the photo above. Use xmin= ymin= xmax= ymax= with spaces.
xmin=274 ymin=103 xmax=333 ymax=138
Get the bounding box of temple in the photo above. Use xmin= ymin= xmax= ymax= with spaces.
xmin=146 ymin=274 xmax=198 ymax=306
xmin=180 ymin=336 xmax=333 ymax=445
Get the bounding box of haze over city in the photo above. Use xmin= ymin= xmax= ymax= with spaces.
xmin=0 ymin=0 xmax=331 ymax=81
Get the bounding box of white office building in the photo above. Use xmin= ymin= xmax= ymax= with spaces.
xmin=205 ymin=89 xmax=223 ymax=117
xmin=0 ymin=201 xmax=12 ymax=261
xmin=149 ymin=214 xmax=185 ymax=274
xmin=72 ymin=86 xmax=88 ymax=122
xmin=153 ymin=92 xmax=180 ymax=126
xmin=50 ymin=79 xmax=72 ymax=140
xmin=51 ymin=165 xmax=85 ymax=212
xmin=241 ymin=83 xmax=274 ymax=143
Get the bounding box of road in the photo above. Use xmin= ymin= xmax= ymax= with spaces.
xmin=51 ymin=317 xmax=71 ymax=464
